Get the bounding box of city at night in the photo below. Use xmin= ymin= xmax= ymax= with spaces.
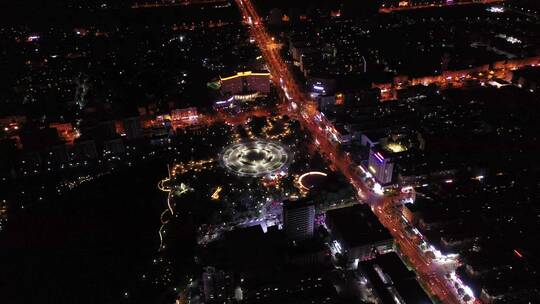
xmin=1 ymin=0 xmax=539 ymax=303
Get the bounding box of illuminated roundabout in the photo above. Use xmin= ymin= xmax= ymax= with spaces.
xmin=220 ymin=140 xmax=290 ymax=177
xmin=298 ymin=171 xmax=328 ymax=190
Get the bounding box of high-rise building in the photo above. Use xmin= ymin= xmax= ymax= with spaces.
xmin=202 ymin=266 xmax=234 ymax=303
xmin=368 ymin=148 xmax=394 ymax=185
xmin=283 ymin=198 xmax=315 ymax=240
xmin=123 ymin=117 xmax=143 ymax=140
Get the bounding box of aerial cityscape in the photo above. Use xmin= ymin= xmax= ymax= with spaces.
xmin=0 ymin=0 xmax=539 ymax=303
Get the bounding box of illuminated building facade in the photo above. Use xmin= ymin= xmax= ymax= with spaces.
xmin=49 ymin=123 xmax=78 ymax=144
xmin=213 ymin=93 xmax=261 ymax=111
xmin=245 ymin=73 xmax=270 ymax=93
xmin=220 ymin=74 xmax=243 ymax=94
xmin=214 ymin=96 xmax=235 ymax=110
xmin=368 ymin=148 xmax=394 ymax=185
xmin=220 ymin=71 xmax=270 ymax=95
xmin=171 ymin=107 xmax=199 ymax=127
xmin=307 ymin=77 xmax=336 ymax=96
xmin=0 ymin=115 xmax=26 ymax=131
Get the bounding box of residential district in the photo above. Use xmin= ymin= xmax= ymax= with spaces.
xmin=0 ymin=0 xmax=539 ymax=303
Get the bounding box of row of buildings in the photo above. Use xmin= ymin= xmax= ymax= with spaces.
xmin=197 ymin=194 xmax=430 ymax=303
xmin=0 ymin=106 xmax=201 ymax=178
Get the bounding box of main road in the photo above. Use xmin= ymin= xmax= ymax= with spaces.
xmin=234 ymin=0 xmax=465 ymax=303
xmin=379 ymin=0 xmax=505 ymax=13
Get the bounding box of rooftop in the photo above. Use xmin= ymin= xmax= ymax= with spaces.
xmin=325 ymin=204 xmax=392 ymax=248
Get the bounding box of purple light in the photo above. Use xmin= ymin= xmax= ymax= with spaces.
xmin=216 ymin=96 xmax=234 ymax=104
xmin=313 ymin=85 xmax=325 ymax=91
xmin=373 ymin=152 xmax=384 ymax=163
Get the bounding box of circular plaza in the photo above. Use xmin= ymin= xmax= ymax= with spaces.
xmin=298 ymin=171 xmax=328 ymax=190
xmin=220 ymin=140 xmax=290 ymax=177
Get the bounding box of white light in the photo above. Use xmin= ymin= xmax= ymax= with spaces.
xmin=487 ymin=6 xmax=504 ymax=13
xmin=463 ymin=286 xmax=475 ymax=298
xmin=474 ymin=175 xmax=484 ymax=181
xmin=401 ymin=186 xmax=414 ymax=193
xmin=506 ymin=36 xmax=521 ymax=44
xmin=331 ymin=240 xmax=342 ymax=254
xmin=373 ymin=183 xmax=384 ymax=195
xmin=496 ymin=34 xmax=522 ymax=44
xmin=401 ymin=198 xmax=414 ymax=204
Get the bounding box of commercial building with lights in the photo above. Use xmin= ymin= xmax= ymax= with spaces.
xmin=220 ymin=71 xmax=271 ymax=95
xmin=307 ymin=77 xmax=336 ymax=96
xmin=368 ymin=148 xmax=395 ymax=185
xmin=171 ymin=107 xmax=199 ymax=127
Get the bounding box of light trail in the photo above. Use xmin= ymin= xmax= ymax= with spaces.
xmin=159 ymin=209 xmax=170 ymax=250
xmin=131 ymin=0 xmax=227 ymax=9
xmin=171 ymin=159 xmax=216 ymax=177
xmin=158 ymin=178 xmax=170 ymax=192
xmin=210 ymin=186 xmax=222 ymax=200
xmin=379 ymin=0 xmax=506 ymax=13
xmin=157 ymin=176 xmax=192 ymax=251
xmin=167 ymin=193 xmax=174 ymax=216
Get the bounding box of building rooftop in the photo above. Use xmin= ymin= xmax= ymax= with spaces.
xmin=325 ymin=204 xmax=392 ymax=248
xmin=360 ymin=252 xmax=432 ymax=304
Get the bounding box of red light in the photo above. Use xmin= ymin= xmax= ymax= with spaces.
xmin=513 ymin=249 xmax=523 ymax=258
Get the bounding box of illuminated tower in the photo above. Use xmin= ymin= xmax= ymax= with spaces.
xmin=368 ymin=148 xmax=394 ymax=185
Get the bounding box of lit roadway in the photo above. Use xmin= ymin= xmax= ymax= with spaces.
xmin=379 ymin=0 xmax=505 ymax=13
xmin=131 ymin=0 xmax=227 ymax=9
xmin=234 ymin=0 xmax=464 ymax=302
